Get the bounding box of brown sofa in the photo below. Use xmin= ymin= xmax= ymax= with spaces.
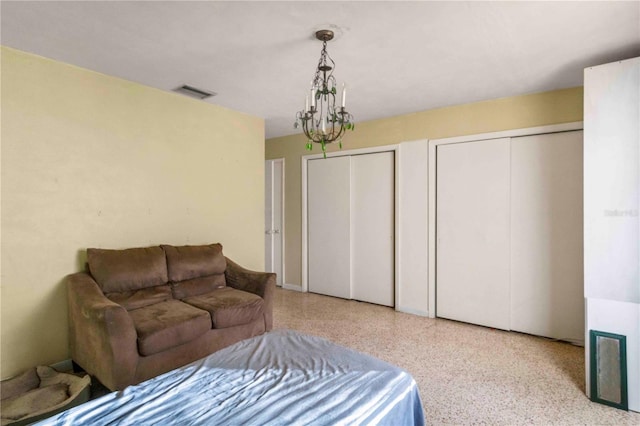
xmin=66 ymin=243 xmax=275 ymax=391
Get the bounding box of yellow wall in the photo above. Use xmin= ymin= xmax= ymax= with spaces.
xmin=1 ymin=47 xmax=265 ymax=378
xmin=266 ymin=87 xmax=583 ymax=287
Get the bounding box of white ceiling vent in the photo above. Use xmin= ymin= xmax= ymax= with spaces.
xmin=173 ymin=85 xmax=216 ymax=100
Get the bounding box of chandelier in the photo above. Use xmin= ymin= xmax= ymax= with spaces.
xmin=295 ymin=30 xmax=354 ymax=156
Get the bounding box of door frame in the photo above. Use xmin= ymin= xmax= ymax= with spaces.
xmin=265 ymin=158 xmax=285 ymax=286
xmin=301 ymin=144 xmax=400 ymax=307
xmin=427 ymin=122 xmax=583 ymax=318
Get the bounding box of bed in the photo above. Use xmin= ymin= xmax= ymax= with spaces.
xmin=37 ymin=330 xmax=425 ymax=425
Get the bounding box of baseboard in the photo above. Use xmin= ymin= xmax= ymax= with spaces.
xmin=396 ymin=306 xmax=430 ymax=317
xmin=282 ymin=283 xmax=303 ymax=292
xmin=50 ymin=359 xmax=74 ymax=372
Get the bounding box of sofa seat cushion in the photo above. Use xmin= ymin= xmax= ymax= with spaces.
xmin=87 ymin=246 xmax=168 ymax=293
xmin=129 ymin=300 xmax=211 ymax=356
xmin=184 ymin=287 xmax=264 ymax=329
xmin=106 ymin=285 xmax=172 ymax=311
xmin=162 ymin=244 xmax=226 ymax=283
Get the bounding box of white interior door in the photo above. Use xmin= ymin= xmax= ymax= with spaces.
xmin=351 ymin=152 xmax=395 ymax=307
xmin=265 ymin=161 xmax=273 ymax=273
xmin=265 ymin=159 xmax=284 ymax=285
xmin=436 ymin=138 xmax=511 ymax=330
xmin=308 ymin=156 xmax=351 ymax=298
xmin=510 ymin=131 xmax=584 ymax=342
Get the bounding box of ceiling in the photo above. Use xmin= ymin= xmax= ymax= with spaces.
xmin=2 ymin=1 xmax=639 ymax=139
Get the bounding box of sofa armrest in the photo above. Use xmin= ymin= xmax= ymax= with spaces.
xmin=66 ymin=272 xmax=138 ymax=391
xmin=224 ymin=258 xmax=276 ymax=331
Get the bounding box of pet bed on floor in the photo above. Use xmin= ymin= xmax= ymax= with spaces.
xmin=1 ymin=366 xmax=90 ymax=426
xmin=36 ymin=329 xmax=425 ymax=425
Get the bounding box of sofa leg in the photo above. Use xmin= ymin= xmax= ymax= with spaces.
xmin=71 ymin=360 xmax=84 ymax=374
xmin=89 ymin=376 xmax=112 ymax=400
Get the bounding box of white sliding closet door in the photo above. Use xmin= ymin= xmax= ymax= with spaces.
xmin=308 ymin=156 xmax=351 ymax=298
xmin=510 ymin=131 xmax=584 ymax=342
xmin=351 ymin=152 xmax=395 ymax=307
xmin=307 ymin=152 xmax=395 ymax=304
xmin=436 ymin=138 xmax=511 ymax=330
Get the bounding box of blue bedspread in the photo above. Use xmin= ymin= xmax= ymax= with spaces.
xmin=38 ymin=330 xmax=425 ymax=425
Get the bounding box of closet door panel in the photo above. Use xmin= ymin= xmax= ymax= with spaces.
xmin=351 ymin=152 xmax=395 ymax=307
xmin=510 ymin=131 xmax=584 ymax=342
xmin=308 ymin=156 xmax=351 ymax=298
xmin=436 ymin=138 xmax=511 ymax=330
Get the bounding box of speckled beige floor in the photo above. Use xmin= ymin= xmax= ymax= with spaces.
xmin=272 ymin=288 xmax=640 ymax=425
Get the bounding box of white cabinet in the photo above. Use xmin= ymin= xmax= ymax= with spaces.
xmin=584 ymin=57 xmax=640 ymax=412
xmin=584 ymin=58 xmax=640 ymax=304
xmin=307 ymin=152 xmax=395 ymax=307
xmin=436 ymin=130 xmax=584 ymax=343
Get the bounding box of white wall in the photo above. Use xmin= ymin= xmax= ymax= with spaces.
xmin=267 ymin=88 xmax=585 ymax=291
xmin=397 ymin=140 xmax=429 ymax=315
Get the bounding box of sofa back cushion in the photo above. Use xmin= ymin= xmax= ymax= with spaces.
xmin=171 ymin=275 xmax=227 ymax=300
xmin=87 ymin=246 xmax=168 ymax=293
xmin=162 ymin=244 xmax=226 ymax=282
